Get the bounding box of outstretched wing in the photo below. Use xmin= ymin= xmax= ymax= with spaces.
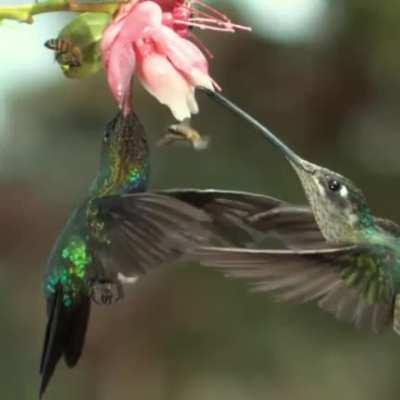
xmin=159 ymin=189 xmax=326 ymax=249
xmin=375 ymin=217 xmax=400 ymax=237
xmin=163 ymin=190 xmax=400 ymax=250
xmin=89 ymin=192 xmax=224 ymax=279
xmin=247 ymin=204 xmax=326 ymax=249
xmin=191 ymin=245 xmax=395 ymax=333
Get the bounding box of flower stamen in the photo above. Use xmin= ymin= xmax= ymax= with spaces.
xmin=175 ymin=0 xmax=251 ymax=33
xmin=190 ymin=0 xmax=230 ymax=22
xmin=173 ymin=19 xmax=235 ymax=32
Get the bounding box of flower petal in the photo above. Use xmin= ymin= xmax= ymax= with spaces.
xmin=101 ymin=18 xmax=126 ymax=68
xmin=118 ymin=1 xmax=162 ymax=43
xmin=101 ymin=3 xmax=135 ymax=65
xmin=102 ymin=1 xmax=162 ymax=66
xmin=138 ymin=52 xmax=198 ymax=120
xmin=150 ymin=25 xmax=213 ymax=89
xmin=107 ymin=40 xmax=136 ymax=115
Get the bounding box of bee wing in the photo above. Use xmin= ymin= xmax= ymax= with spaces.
xmin=191 ymin=245 xmax=395 ymax=333
xmin=158 ymin=189 xmax=326 ymax=249
xmin=89 ymin=192 xmax=223 ymax=279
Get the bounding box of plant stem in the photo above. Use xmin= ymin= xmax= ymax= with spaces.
xmin=0 ymin=0 xmax=117 ymax=23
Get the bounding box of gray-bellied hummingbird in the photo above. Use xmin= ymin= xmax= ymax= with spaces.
xmin=194 ymin=88 xmax=400 ymax=336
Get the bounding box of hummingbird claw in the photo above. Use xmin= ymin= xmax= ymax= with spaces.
xmin=90 ymin=281 xmax=123 ymax=305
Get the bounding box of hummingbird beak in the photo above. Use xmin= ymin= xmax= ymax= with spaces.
xmin=286 ymin=155 xmax=315 ymax=175
xmin=287 ymin=158 xmax=317 ymax=196
xmin=198 ymin=87 xmax=314 ymax=174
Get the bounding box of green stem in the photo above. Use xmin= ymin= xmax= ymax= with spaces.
xmin=0 ymin=0 xmax=117 ymax=23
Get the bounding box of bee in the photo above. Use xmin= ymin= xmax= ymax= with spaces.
xmin=44 ymin=38 xmax=82 ymax=68
xmin=157 ymin=121 xmax=209 ymax=150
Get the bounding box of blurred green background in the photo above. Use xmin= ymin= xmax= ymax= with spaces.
xmin=1 ymin=0 xmax=400 ymax=399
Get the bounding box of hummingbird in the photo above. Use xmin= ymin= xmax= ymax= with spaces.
xmin=193 ymin=88 xmax=400 ymax=336
xmin=39 ymin=109 xmax=281 ymax=397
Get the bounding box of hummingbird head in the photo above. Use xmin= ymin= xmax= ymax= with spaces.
xmin=92 ymin=111 xmax=149 ymax=196
xmin=102 ymin=110 xmax=146 ymax=155
xmin=287 ymin=156 xmax=374 ymax=243
xmin=200 ymin=88 xmax=375 ymax=243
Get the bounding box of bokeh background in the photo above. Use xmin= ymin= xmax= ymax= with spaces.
xmin=1 ymin=0 xmax=400 ymax=399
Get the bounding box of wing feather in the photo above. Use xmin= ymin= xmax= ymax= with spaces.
xmin=90 ymin=193 xmax=223 ymax=279
xmin=159 ymin=189 xmax=326 ymax=248
xmin=192 ymin=246 xmax=395 ymax=333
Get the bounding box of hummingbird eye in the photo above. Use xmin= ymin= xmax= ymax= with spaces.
xmin=328 ymin=179 xmax=341 ymax=192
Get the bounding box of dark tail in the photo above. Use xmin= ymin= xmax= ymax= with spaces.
xmin=39 ymin=285 xmax=91 ymax=398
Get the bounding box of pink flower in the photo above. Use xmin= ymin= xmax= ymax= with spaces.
xmin=101 ymin=0 xmax=249 ymax=120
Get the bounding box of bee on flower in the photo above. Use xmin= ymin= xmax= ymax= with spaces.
xmin=45 ymin=13 xmax=112 ymax=79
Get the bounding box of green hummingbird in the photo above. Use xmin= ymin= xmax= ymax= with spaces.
xmin=193 ymin=88 xmax=400 ymax=336
xmin=39 ymin=109 xmax=279 ymax=397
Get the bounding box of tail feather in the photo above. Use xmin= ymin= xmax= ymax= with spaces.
xmin=39 ymin=286 xmax=65 ymax=397
xmin=39 ymin=285 xmax=90 ymax=398
xmin=64 ymin=296 xmax=91 ymax=367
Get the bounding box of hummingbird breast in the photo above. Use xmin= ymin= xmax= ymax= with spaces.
xmin=44 ymin=206 xmax=94 ymax=308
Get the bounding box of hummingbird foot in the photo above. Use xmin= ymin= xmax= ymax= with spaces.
xmin=90 ymin=281 xmax=124 ymax=305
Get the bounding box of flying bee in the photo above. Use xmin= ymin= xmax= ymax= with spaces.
xmin=44 ymin=38 xmax=82 ymax=68
xmin=157 ymin=121 xmax=209 ymax=150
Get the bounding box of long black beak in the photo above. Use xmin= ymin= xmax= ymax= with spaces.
xmin=199 ymin=88 xmax=313 ymax=173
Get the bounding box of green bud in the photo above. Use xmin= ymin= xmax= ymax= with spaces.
xmin=50 ymin=12 xmax=112 ymax=79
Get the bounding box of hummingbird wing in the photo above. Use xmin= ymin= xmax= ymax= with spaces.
xmin=374 ymin=217 xmax=400 ymax=237
xmin=246 ymin=204 xmax=326 ymax=248
xmin=191 ymin=245 xmax=395 ymax=333
xmin=158 ymin=189 xmax=326 ymax=249
xmin=90 ymin=192 xmax=224 ymax=279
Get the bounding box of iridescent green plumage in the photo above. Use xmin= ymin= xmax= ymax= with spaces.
xmin=40 ymin=112 xmax=185 ymax=397
xmin=45 ymin=236 xmax=92 ymax=307
xmin=39 ymin=112 xmax=152 ymax=397
xmin=39 ymin=110 xmax=283 ymax=398
xmin=43 ymin=113 xmax=150 ymax=310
